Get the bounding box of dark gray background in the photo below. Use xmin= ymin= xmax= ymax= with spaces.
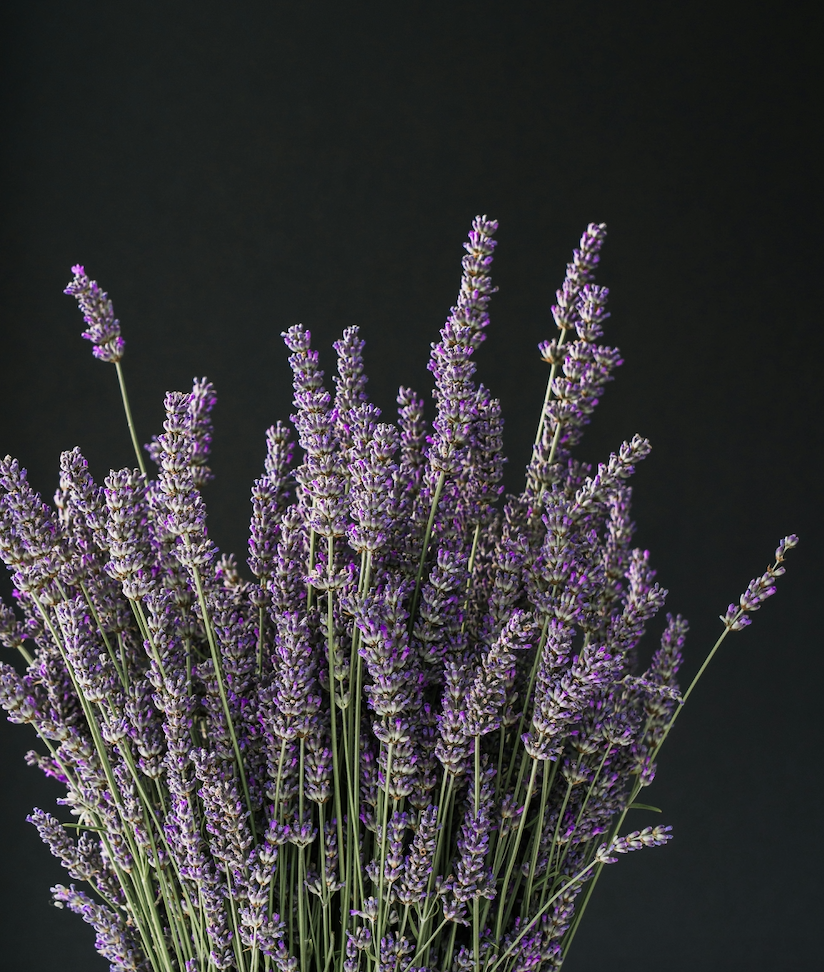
xmin=1 ymin=1 xmax=821 ymax=969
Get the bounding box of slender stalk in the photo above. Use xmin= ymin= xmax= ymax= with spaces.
xmin=298 ymin=739 xmax=308 ymax=972
xmin=473 ymin=737 xmax=482 ymax=972
xmin=496 ymin=758 xmax=539 ymax=939
xmin=503 ymin=618 xmax=549 ymax=796
xmin=409 ymin=470 xmax=446 ymax=628
xmin=547 ymin=746 xmax=612 ymax=905
xmin=420 ymin=772 xmax=454 ymax=946
xmin=533 ymin=326 xmax=570 ymax=448
xmin=652 ymin=625 xmax=733 ymax=762
xmin=348 ymin=549 xmax=372 ymax=921
xmin=325 ymin=536 xmax=347 ymax=926
xmin=523 ymin=758 xmax=551 ymax=911
xmin=403 ymin=918 xmax=449 ymax=972
xmin=192 ymin=565 xmax=259 ymax=845
xmin=226 ymin=863 xmax=248 ymax=972
xmin=114 ymin=360 xmax=147 ymax=475
xmin=376 ymin=742 xmax=395 ymax=946
xmin=444 ymin=922 xmax=459 ymax=972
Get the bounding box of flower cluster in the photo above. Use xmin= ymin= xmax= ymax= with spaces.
xmin=0 ymin=218 xmax=797 ymax=972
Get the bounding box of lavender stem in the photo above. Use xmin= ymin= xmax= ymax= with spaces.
xmin=496 ymin=757 xmax=539 ymax=939
xmin=114 ymin=361 xmax=147 ymax=475
xmin=192 ymin=565 xmax=259 ymax=846
xmin=409 ymin=470 xmax=446 ymax=629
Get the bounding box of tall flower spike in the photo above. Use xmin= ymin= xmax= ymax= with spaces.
xmin=524 ymin=624 xmax=620 ymax=760
xmin=64 ymin=266 xmax=125 ymax=363
xmin=333 ymin=325 xmax=369 ymax=453
xmin=550 ymin=223 xmax=607 ymax=333
xmin=453 ymin=760 xmax=496 ymax=903
xmin=249 ymin=421 xmax=295 ymax=582
xmin=396 ymin=386 xmax=427 ymax=490
xmin=283 ymin=324 xmax=348 ymax=538
xmin=448 ymin=214 xmax=499 ymax=350
xmin=396 ymin=804 xmax=439 ymax=907
xmin=721 ymin=535 xmax=799 ymax=630
xmin=187 ymin=378 xmax=218 ymax=485
xmin=103 ymin=468 xmax=154 ymax=600
xmin=347 ymin=423 xmax=399 ymax=556
xmin=427 ymin=218 xmax=499 ymax=478
xmin=156 ymin=391 xmax=217 ymax=570
xmin=51 ymin=884 xmax=144 ymax=972
xmin=146 ymin=377 xmax=218 ymax=487
xmin=464 ymin=610 xmax=535 ymax=737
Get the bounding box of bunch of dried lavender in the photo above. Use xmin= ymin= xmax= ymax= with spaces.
xmin=0 ymin=219 xmax=797 ymax=972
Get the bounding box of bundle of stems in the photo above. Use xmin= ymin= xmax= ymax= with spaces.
xmin=0 ymin=217 xmax=796 ymax=972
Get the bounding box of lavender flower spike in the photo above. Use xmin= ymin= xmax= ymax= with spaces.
xmin=64 ymin=266 xmax=125 ymax=363
xmin=721 ymin=535 xmax=799 ymax=631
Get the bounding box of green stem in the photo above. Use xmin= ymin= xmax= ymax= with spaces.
xmin=193 ymin=565 xmax=259 ymax=845
xmin=348 ymin=549 xmax=372 ymax=924
xmin=550 ymin=746 xmax=612 ymax=898
xmin=403 ymin=918 xmax=449 ymax=972
xmin=533 ymin=326 xmax=570 ymax=448
xmin=444 ymin=922 xmax=459 ymax=972
xmin=298 ymin=739 xmax=308 ymax=972
xmin=325 ymin=536 xmax=347 ymax=928
xmin=504 ymin=618 xmax=549 ymax=796
xmin=115 ymin=360 xmax=147 ymax=475
xmin=473 ymin=737 xmax=482 ymax=972
xmin=409 ymin=470 xmax=446 ymax=629
xmin=523 ymin=759 xmax=551 ymax=911
xmin=226 ymin=863 xmax=248 ymax=972
xmin=496 ymin=758 xmax=538 ymax=939
xmin=376 ymin=743 xmax=395 ymax=945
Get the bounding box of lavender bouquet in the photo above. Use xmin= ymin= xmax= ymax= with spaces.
xmin=0 ymin=217 xmax=797 ymax=972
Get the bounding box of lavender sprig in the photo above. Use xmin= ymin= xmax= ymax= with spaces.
xmin=64 ymin=266 xmax=145 ymax=474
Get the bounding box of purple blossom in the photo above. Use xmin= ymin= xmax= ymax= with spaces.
xmin=248 ymin=421 xmax=294 ymax=581
xmin=283 ymin=324 xmax=348 ymax=539
xmin=64 ymin=266 xmax=125 ymax=363
xmin=348 ymin=423 xmax=399 ymax=555
xmin=155 ymin=391 xmax=217 ymax=571
xmin=524 ymin=623 xmax=620 ymax=760
xmin=453 ymin=762 xmax=497 ymax=904
xmin=333 ymin=325 xmax=369 ymax=452
xmin=721 ymin=535 xmax=799 ymax=631
xmin=103 ymin=469 xmax=154 ymax=600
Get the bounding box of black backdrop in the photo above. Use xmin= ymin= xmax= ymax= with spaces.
xmin=1 ymin=2 xmax=821 ymax=970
